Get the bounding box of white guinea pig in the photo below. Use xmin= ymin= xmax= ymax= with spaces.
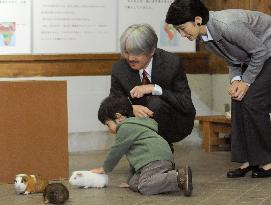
xmin=69 ymin=171 xmax=108 ymax=188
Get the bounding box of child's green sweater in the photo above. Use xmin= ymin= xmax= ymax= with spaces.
xmin=103 ymin=117 xmax=174 ymax=173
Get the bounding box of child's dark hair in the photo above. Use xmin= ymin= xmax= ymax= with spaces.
xmin=98 ymin=96 xmax=134 ymax=124
xmin=166 ymin=0 xmax=209 ymax=26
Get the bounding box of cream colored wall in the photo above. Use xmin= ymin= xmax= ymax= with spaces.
xmin=0 ymin=74 xmax=229 ymax=133
xmin=187 ymin=74 xmax=213 ymax=116
xmin=0 ymin=74 xmax=231 ymax=151
xmin=188 ymin=74 xmax=231 ymax=115
xmin=211 ymin=74 xmax=231 ymax=113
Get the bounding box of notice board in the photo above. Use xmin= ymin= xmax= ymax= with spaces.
xmin=0 ymin=0 xmax=195 ymax=54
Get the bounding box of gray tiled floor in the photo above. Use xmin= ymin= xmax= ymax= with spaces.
xmin=1 ymin=143 xmax=271 ymax=205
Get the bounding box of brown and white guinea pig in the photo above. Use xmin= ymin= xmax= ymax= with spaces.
xmin=43 ymin=183 xmax=69 ymax=204
xmin=14 ymin=174 xmax=49 ymax=195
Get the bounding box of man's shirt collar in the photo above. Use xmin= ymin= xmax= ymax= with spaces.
xmin=139 ymin=57 xmax=153 ymax=78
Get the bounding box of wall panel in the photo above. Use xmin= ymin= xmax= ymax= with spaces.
xmin=0 ymin=52 xmax=210 ymax=77
xmin=250 ymin=0 xmax=271 ymax=15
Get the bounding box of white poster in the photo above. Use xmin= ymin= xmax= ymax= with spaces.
xmin=33 ymin=0 xmax=117 ymax=54
xmin=0 ymin=0 xmax=31 ymax=54
xmin=118 ymin=0 xmax=195 ymax=52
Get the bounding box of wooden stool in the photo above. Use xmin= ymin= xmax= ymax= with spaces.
xmin=196 ymin=115 xmax=231 ymax=152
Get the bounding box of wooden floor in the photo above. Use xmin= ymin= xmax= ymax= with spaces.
xmin=0 ymin=142 xmax=271 ymax=205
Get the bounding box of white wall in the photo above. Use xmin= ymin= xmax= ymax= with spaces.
xmin=0 ymin=74 xmax=232 ymax=151
xmin=66 ymin=76 xmax=110 ymax=132
xmin=0 ymin=74 xmax=231 ymax=133
xmin=0 ymin=76 xmax=110 ymax=133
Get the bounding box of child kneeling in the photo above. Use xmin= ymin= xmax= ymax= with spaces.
xmin=91 ymin=96 xmax=193 ymax=196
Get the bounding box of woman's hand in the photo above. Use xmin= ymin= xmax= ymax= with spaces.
xmin=90 ymin=167 xmax=105 ymax=174
xmin=132 ymin=105 xmax=153 ymax=117
xmin=228 ymin=80 xmax=239 ymax=97
xmin=130 ymin=84 xmax=154 ymax=98
xmin=228 ymin=80 xmax=249 ymax=101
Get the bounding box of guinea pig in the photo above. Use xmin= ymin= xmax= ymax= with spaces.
xmin=43 ymin=183 xmax=69 ymax=204
xmin=14 ymin=174 xmax=48 ymax=195
xmin=69 ymin=171 xmax=108 ymax=188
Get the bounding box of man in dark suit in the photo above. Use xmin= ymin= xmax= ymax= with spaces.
xmin=110 ymin=24 xmax=196 ymax=151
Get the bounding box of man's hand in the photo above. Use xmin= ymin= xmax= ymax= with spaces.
xmin=90 ymin=167 xmax=105 ymax=174
xmin=132 ymin=105 xmax=153 ymax=117
xmin=130 ymin=84 xmax=154 ymax=98
xmin=228 ymin=80 xmax=249 ymax=101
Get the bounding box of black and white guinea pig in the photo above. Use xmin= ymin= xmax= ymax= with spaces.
xmin=43 ymin=183 xmax=69 ymax=204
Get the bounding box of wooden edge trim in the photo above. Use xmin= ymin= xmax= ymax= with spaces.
xmin=0 ymin=52 xmax=210 ymax=77
xmin=0 ymin=52 xmax=209 ymax=61
xmin=195 ymin=115 xmax=231 ymax=123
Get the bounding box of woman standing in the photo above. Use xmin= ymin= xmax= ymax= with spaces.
xmin=166 ymin=0 xmax=271 ymax=178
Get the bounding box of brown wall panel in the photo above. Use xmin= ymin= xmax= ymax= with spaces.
xmin=216 ymin=0 xmax=251 ymax=10
xmin=250 ymin=0 xmax=271 ymax=15
xmin=203 ymin=0 xmax=251 ymax=10
xmin=0 ymin=81 xmax=68 ymax=183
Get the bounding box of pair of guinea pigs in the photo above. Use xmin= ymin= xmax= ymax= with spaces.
xmin=14 ymin=171 xmax=108 ymax=204
xmin=14 ymin=174 xmax=69 ymax=204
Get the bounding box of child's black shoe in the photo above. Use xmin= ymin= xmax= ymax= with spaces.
xmin=177 ymin=166 xmax=193 ymax=197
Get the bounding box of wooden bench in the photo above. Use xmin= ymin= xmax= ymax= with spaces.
xmin=196 ymin=115 xmax=231 ymax=152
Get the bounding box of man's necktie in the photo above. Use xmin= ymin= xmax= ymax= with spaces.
xmin=142 ymin=70 xmax=150 ymax=85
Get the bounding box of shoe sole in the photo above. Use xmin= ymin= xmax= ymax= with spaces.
xmin=251 ymin=174 xmax=271 ymax=178
xmin=184 ymin=165 xmax=193 ymax=197
xmin=227 ymin=174 xmax=246 ymax=178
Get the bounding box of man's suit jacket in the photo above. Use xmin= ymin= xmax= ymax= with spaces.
xmin=205 ymin=10 xmax=271 ymax=84
xmin=110 ymin=48 xmax=195 ymax=116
